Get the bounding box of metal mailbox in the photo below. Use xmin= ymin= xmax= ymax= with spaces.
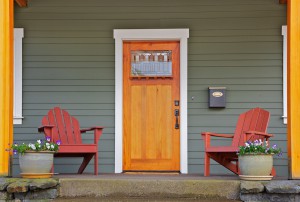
xmin=208 ymin=87 xmax=226 ymax=108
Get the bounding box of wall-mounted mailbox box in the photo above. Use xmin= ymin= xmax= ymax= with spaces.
xmin=208 ymin=87 xmax=226 ymax=108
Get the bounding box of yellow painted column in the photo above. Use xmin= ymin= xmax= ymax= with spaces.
xmin=287 ymin=0 xmax=300 ymax=179
xmin=0 ymin=0 xmax=14 ymax=176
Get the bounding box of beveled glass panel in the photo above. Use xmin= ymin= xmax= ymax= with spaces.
xmin=131 ymin=50 xmax=172 ymax=77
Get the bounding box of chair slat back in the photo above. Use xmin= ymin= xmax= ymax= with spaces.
xmin=232 ymin=107 xmax=270 ymax=147
xmin=41 ymin=107 xmax=82 ymax=144
xmin=62 ymin=110 xmax=75 ymax=144
xmin=72 ymin=116 xmax=82 ymax=143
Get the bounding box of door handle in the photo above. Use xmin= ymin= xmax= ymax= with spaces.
xmin=175 ymin=109 xmax=179 ymax=129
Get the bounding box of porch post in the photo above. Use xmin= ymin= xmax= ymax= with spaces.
xmin=287 ymin=0 xmax=300 ymax=179
xmin=0 ymin=0 xmax=14 ymax=176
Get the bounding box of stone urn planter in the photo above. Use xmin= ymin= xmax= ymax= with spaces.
xmin=239 ymin=154 xmax=273 ymax=181
xmin=19 ymin=151 xmax=54 ymax=178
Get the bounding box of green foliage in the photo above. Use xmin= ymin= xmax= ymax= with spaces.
xmin=238 ymin=139 xmax=282 ymax=156
xmin=11 ymin=136 xmax=60 ymax=154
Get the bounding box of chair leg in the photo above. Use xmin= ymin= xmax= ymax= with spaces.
xmin=271 ymin=167 xmax=276 ymax=176
xmin=204 ymin=152 xmax=210 ymax=176
xmin=78 ymin=154 xmax=93 ymax=174
xmin=94 ymin=152 xmax=98 ymax=175
xmin=50 ymin=164 xmax=54 ymax=174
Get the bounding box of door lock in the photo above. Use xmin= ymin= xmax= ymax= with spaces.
xmin=175 ymin=109 xmax=180 ymax=129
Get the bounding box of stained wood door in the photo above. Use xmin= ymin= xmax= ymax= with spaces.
xmin=123 ymin=41 xmax=180 ymax=171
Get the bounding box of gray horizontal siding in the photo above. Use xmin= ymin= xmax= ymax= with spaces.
xmin=14 ymin=0 xmax=287 ymax=176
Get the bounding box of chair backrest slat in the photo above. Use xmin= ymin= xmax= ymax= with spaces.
xmin=232 ymin=108 xmax=270 ymax=147
xmin=232 ymin=113 xmax=246 ymax=146
xmin=72 ymin=117 xmax=82 ymax=143
xmin=54 ymin=107 xmax=68 ymax=144
xmin=253 ymin=109 xmax=270 ymax=140
xmin=41 ymin=107 xmax=82 ymax=145
xmin=46 ymin=109 xmax=60 ymax=143
xmin=62 ymin=109 xmax=75 ymax=144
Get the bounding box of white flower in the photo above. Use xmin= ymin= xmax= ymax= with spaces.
xmin=44 ymin=142 xmax=50 ymax=149
xmin=245 ymin=142 xmax=250 ymax=147
xmin=37 ymin=139 xmax=41 ymax=144
xmin=50 ymin=145 xmax=54 ymax=149
xmin=29 ymin=144 xmax=36 ymax=150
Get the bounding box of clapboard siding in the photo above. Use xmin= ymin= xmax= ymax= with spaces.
xmin=14 ymin=0 xmax=287 ymax=176
xmin=23 ymin=36 xmax=282 ymax=44
xmin=15 ymin=18 xmax=286 ymax=30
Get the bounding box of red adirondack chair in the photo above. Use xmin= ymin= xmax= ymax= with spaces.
xmin=38 ymin=107 xmax=104 ymax=175
xmin=201 ymin=107 xmax=274 ymax=176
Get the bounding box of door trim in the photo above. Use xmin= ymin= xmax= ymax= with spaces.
xmin=113 ymin=29 xmax=189 ymax=173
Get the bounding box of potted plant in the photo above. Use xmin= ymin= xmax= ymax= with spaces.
xmin=238 ymin=139 xmax=282 ymax=180
xmin=11 ymin=136 xmax=60 ymax=178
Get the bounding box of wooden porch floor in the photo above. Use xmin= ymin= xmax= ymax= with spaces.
xmin=55 ymin=173 xmax=287 ymax=180
xmin=56 ymin=173 xmax=240 ymax=180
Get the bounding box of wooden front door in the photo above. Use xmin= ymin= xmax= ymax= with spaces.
xmin=123 ymin=41 xmax=180 ymax=171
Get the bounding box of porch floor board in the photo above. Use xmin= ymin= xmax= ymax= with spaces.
xmin=57 ymin=173 xmax=240 ymax=180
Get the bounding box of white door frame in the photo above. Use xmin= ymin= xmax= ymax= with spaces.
xmin=113 ymin=29 xmax=189 ymax=173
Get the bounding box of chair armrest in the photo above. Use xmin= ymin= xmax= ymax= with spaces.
xmin=38 ymin=125 xmax=55 ymax=133
xmin=38 ymin=125 xmax=55 ymax=141
xmin=80 ymin=126 xmax=104 ymax=133
xmin=244 ymin=131 xmax=273 ymax=138
xmin=201 ymin=132 xmax=234 ymax=138
xmin=80 ymin=126 xmax=104 ymax=144
xmin=201 ymin=132 xmax=234 ymax=149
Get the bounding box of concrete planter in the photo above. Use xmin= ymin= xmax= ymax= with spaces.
xmin=19 ymin=151 xmax=54 ymax=178
xmin=239 ymin=154 xmax=273 ymax=180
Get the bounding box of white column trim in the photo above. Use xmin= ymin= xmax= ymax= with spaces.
xmin=113 ymin=29 xmax=189 ymax=173
xmin=282 ymin=25 xmax=287 ymax=125
xmin=114 ymin=37 xmax=123 ymax=173
xmin=14 ymin=28 xmax=24 ymax=125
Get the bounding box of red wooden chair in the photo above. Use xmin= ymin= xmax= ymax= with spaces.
xmin=38 ymin=107 xmax=104 ymax=175
xmin=201 ymin=107 xmax=274 ymax=176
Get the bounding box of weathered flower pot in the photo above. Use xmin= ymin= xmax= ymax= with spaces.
xmin=19 ymin=151 xmax=54 ymax=178
xmin=239 ymin=154 xmax=273 ymax=180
